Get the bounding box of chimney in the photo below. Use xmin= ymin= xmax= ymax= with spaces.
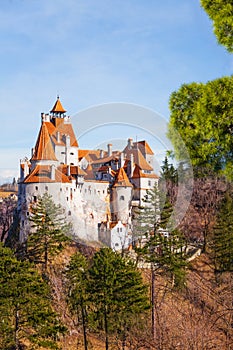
xmin=128 ymin=138 xmax=133 ymax=149
xmin=107 ymin=143 xmax=112 ymax=157
xmin=67 ymin=165 xmax=70 ymax=176
xmin=51 ymin=164 xmax=55 ymax=180
xmin=57 ymin=131 xmax=60 ymax=143
xmin=100 ymin=149 xmax=104 ymax=158
xmin=130 ymin=153 xmax=134 ymax=177
xmin=119 ymin=152 xmax=124 ymax=168
xmin=24 ymin=161 xmax=29 ymax=177
xmin=65 ymin=135 xmax=70 ymax=147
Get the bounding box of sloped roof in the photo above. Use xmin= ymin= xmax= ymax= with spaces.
xmin=23 ymin=165 xmax=71 ymax=183
xmin=113 ymin=167 xmax=133 ymax=187
xmin=50 ymin=97 xmax=66 ymax=114
xmin=132 ymin=164 xmax=159 ymax=179
xmin=45 ymin=118 xmax=78 ymax=147
xmin=31 ymin=123 xmax=57 ymax=161
xmin=84 ymin=164 xmax=96 ymax=180
xmin=60 ymin=165 xmax=87 ymax=177
xmin=124 ymin=148 xmax=153 ymax=171
xmin=137 ymin=140 xmax=154 ymax=155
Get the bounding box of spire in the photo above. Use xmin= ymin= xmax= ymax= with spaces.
xmin=31 ymin=123 xmax=57 ymax=161
xmin=50 ymin=96 xmax=67 ymax=116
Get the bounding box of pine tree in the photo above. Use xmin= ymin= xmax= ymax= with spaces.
xmin=0 ymin=243 xmax=66 ymax=350
xmin=26 ymin=193 xmax=71 ymax=270
xmin=210 ymin=190 xmax=233 ymax=273
xmin=66 ymin=252 xmax=89 ymax=350
xmin=87 ymin=248 xmax=150 ymax=350
xmin=134 ymin=184 xmax=188 ymax=341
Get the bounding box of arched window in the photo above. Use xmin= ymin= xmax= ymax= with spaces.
xmin=120 ymin=195 xmax=125 ymax=200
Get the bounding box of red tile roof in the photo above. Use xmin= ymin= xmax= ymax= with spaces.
xmin=31 ymin=123 xmax=57 ymax=161
xmin=113 ymin=167 xmax=133 ymax=187
xmin=50 ymin=97 xmax=66 ymax=114
xmin=23 ymin=165 xmax=71 ymax=183
xmin=45 ymin=118 xmax=78 ymax=147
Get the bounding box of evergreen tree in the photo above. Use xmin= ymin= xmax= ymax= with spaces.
xmin=27 ymin=193 xmax=71 ymax=270
xmin=0 ymin=243 xmax=66 ymax=350
xmin=210 ymin=190 xmax=233 ymax=273
xmin=66 ymin=252 xmax=89 ymax=350
xmin=136 ymin=184 xmax=188 ymax=286
xmin=87 ymin=248 xmax=150 ymax=350
xmin=160 ymin=156 xmax=177 ymax=184
xmin=135 ymin=184 xmax=188 ymax=341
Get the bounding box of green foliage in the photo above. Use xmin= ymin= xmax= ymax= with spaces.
xmin=66 ymin=252 xmax=89 ymax=350
xmin=87 ymin=248 xmax=150 ymax=347
xmin=0 ymin=243 xmax=66 ymax=349
xmin=135 ymin=184 xmax=188 ymax=288
xmin=160 ymin=156 xmax=178 ymax=184
xmin=201 ymin=0 xmax=233 ymax=52
xmin=27 ymin=193 xmax=71 ymax=270
xmin=210 ymin=190 xmax=233 ymax=273
xmin=168 ymin=77 xmax=233 ymax=179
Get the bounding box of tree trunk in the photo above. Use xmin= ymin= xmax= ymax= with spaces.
xmin=151 ymin=264 xmax=156 ymax=342
xmin=104 ymin=305 xmax=109 ymax=350
xmin=81 ymin=303 xmax=88 ymax=350
xmin=14 ymin=307 xmax=20 ymax=350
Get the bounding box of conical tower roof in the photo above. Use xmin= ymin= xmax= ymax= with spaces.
xmin=50 ymin=96 xmax=66 ymax=114
xmin=31 ymin=123 xmax=57 ymax=161
xmin=113 ymin=167 xmax=133 ymax=187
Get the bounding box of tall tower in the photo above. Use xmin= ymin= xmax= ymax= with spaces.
xmin=111 ymin=167 xmax=133 ymax=223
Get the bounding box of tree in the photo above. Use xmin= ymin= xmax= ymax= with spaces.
xmin=87 ymin=248 xmax=150 ymax=350
xmin=66 ymin=252 xmax=89 ymax=350
xmin=210 ymin=189 xmax=233 ymax=273
xmin=0 ymin=243 xmax=66 ymax=350
xmin=168 ymin=77 xmax=233 ymax=180
xmin=135 ymin=184 xmax=188 ymax=342
xmin=0 ymin=196 xmax=16 ymax=242
xmin=26 ymin=193 xmax=71 ymax=271
xmin=201 ymin=0 xmax=233 ymax=52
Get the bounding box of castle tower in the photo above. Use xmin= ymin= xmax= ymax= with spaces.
xmin=111 ymin=167 xmax=133 ymax=223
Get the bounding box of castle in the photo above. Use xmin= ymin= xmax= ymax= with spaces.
xmin=18 ymin=97 xmax=158 ymax=250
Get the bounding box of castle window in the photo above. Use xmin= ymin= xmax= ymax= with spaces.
xmin=148 ymin=180 xmax=151 ymax=186
xmin=120 ymin=228 xmax=122 ymax=232
xmin=70 ymin=152 xmax=74 ymax=155
xmin=61 ymin=151 xmax=65 ymax=154
xmin=115 ymin=243 xmax=119 ymax=247
xmin=60 ymin=188 xmax=62 ymax=192
xmin=68 ymin=210 xmax=71 ymax=216
xmin=35 ymin=186 xmax=38 ymax=191
xmin=120 ymin=195 xmax=125 ymax=200
xmin=33 ymin=196 xmax=37 ymax=202
xmin=70 ymin=162 xmax=74 ymax=165
xmin=67 ymin=197 xmax=69 ymax=201
xmin=45 ymin=186 xmax=48 ymax=191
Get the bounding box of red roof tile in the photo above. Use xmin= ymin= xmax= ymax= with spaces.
xmin=113 ymin=167 xmax=133 ymax=187
xmin=24 ymin=165 xmax=71 ymax=183
xmin=31 ymin=123 xmax=57 ymax=161
xmin=50 ymin=97 xmax=66 ymax=114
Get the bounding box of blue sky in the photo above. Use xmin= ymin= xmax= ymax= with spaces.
xmin=0 ymin=0 xmax=232 ymax=182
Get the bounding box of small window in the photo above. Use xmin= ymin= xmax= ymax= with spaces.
xmin=33 ymin=196 xmax=37 ymax=202
xmin=70 ymin=162 xmax=74 ymax=165
xmin=120 ymin=195 xmax=125 ymax=200
xmin=117 ymin=228 xmax=120 ymax=233
xmin=148 ymin=180 xmax=151 ymax=186
xmin=35 ymin=186 xmax=38 ymax=191
xmin=68 ymin=210 xmax=71 ymax=216
xmin=120 ymin=228 xmax=122 ymax=232
xmin=67 ymin=197 xmax=69 ymax=201
xmin=60 ymin=188 xmax=62 ymax=192
xmin=70 ymin=152 xmax=74 ymax=155
xmin=45 ymin=186 xmax=48 ymax=191
xmin=61 ymin=151 xmax=65 ymax=154
xmin=115 ymin=243 xmax=119 ymax=247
